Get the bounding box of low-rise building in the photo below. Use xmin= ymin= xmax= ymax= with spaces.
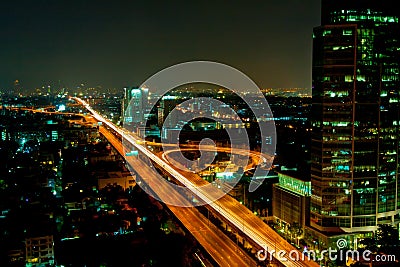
xmin=25 ymin=235 xmax=54 ymax=266
xmin=97 ymin=171 xmax=136 ymax=191
xmin=272 ymin=171 xmax=311 ymax=235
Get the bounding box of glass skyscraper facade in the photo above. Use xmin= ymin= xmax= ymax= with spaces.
xmin=311 ymin=0 xmax=400 ymax=233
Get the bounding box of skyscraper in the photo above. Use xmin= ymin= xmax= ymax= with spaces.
xmin=122 ymin=86 xmax=149 ymax=126
xmin=310 ymin=0 xmax=400 ymax=237
xmin=13 ymin=79 xmax=21 ymax=95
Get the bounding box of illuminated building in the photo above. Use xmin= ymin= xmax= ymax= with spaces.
xmin=310 ymin=0 xmax=400 ymax=240
xmin=272 ymin=172 xmax=311 ymax=232
xmin=25 ymin=235 xmax=55 ymax=266
xmin=122 ymin=86 xmax=149 ymax=126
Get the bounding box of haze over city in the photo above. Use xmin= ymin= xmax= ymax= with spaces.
xmin=0 ymin=0 xmax=320 ymax=91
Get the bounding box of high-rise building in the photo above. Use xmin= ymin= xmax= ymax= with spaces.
xmin=122 ymin=86 xmax=149 ymax=126
xmin=13 ymin=79 xmax=21 ymax=95
xmin=310 ymin=0 xmax=400 ymax=238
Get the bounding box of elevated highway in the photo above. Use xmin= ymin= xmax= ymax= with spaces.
xmin=99 ymin=126 xmax=258 ymax=267
xmin=73 ymin=96 xmax=320 ymax=267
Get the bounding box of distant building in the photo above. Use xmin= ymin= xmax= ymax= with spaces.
xmin=263 ymin=88 xmax=311 ymax=97
xmin=13 ymin=79 xmax=21 ymax=96
xmin=122 ymin=86 xmax=149 ymax=127
xmin=157 ymin=95 xmax=181 ymax=128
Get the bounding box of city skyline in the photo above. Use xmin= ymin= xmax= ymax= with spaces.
xmin=2 ymin=1 xmax=400 ymax=266
xmin=0 ymin=0 xmax=320 ymax=92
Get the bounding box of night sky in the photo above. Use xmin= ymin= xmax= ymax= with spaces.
xmin=0 ymin=0 xmax=321 ymax=92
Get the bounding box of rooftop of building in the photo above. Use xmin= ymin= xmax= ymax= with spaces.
xmin=274 ymin=167 xmax=310 ymax=182
xmin=96 ymin=171 xmax=134 ymax=180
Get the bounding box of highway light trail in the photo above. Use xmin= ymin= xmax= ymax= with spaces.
xmin=73 ymin=97 xmax=319 ymax=267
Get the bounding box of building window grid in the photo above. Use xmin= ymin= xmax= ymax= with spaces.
xmin=312 ymin=12 xmax=398 ymax=230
